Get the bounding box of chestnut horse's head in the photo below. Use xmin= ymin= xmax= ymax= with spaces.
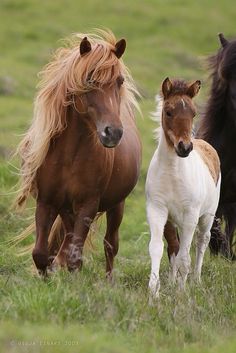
xmin=161 ymin=77 xmax=201 ymax=157
xmin=75 ymin=36 xmax=131 ymax=148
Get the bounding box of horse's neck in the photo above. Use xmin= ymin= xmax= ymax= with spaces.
xmin=51 ymin=106 xmax=95 ymax=157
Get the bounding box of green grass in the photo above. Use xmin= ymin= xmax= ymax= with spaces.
xmin=0 ymin=0 xmax=236 ymax=352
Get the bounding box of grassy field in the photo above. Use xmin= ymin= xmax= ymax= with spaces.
xmin=0 ymin=0 xmax=235 ymax=352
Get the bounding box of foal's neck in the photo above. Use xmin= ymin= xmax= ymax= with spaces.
xmin=158 ymin=128 xmax=179 ymax=164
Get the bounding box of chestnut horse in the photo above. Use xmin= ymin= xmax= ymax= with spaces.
xmin=146 ymin=78 xmax=221 ymax=298
xmin=16 ymin=31 xmax=141 ymax=276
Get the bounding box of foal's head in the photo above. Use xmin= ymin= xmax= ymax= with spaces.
xmin=161 ymin=78 xmax=201 ymax=157
xmin=76 ymin=36 xmax=128 ymax=148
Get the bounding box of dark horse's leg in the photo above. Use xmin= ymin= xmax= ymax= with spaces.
xmin=104 ymin=201 xmax=124 ymax=278
xmin=225 ymin=206 xmax=236 ymax=260
xmin=33 ymin=202 xmax=57 ymax=274
xmin=67 ymin=202 xmax=98 ymax=271
xmin=209 ymin=213 xmax=230 ymax=258
xmin=164 ymin=221 xmax=179 ymax=259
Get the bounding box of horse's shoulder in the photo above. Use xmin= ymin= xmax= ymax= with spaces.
xmin=193 ymin=139 xmax=220 ymax=185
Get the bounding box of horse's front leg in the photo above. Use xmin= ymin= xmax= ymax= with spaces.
xmin=147 ymin=202 xmax=168 ymax=299
xmin=104 ymin=201 xmax=125 ymax=280
xmin=67 ymin=201 xmax=98 ymax=271
xmin=33 ymin=202 xmax=57 ymax=274
xmin=174 ymin=213 xmax=197 ymax=289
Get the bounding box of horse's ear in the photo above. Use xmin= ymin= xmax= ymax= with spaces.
xmin=162 ymin=77 xmax=172 ymax=99
xmin=187 ymin=80 xmax=201 ymax=98
xmin=218 ymin=33 xmax=229 ymax=48
xmin=80 ymin=37 xmax=92 ymax=56
xmin=114 ymin=39 xmax=126 ymax=58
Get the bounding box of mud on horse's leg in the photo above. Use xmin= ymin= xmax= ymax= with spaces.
xmin=104 ymin=201 xmax=125 ymax=280
xmin=67 ymin=202 xmax=98 ymax=271
xmin=33 ymin=202 xmax=57 ymax=275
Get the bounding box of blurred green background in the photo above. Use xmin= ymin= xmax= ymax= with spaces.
xmin=0 ymin=1 xmax=235 ymax=352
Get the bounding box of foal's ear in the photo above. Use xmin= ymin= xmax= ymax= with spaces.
xmin=162 ymin=77 xmax=173 ymax=99
xmin=80 ymin=37 xmax=92 ymax=56
xmin=218 ymin=33 xmax=229 ymax=48
xmin=114 ymin=39 xmax=126 ymax=58
xmin=187 ymin=80 xmax=201 ymax=98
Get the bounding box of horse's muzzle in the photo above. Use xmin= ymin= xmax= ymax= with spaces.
xmin=175 ymin=141 xmax=193 ymax=158
xmin=99 ymin=126 xmax=123 ymax=148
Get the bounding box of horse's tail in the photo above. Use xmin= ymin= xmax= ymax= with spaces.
xmin=6 ymin=218 xmax=61 ymax=257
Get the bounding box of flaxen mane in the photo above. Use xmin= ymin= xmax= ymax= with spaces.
xmin=16 ymin=30 xmax=139 ymax=207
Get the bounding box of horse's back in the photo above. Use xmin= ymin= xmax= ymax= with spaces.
xmin=193 ymin=139 xmax=220 ymax=186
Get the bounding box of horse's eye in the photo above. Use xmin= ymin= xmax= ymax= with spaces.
xmin=166 ymin=110 xmax=172 ymax=117
xmin=117 ymin=76 xmax=124 ymax=87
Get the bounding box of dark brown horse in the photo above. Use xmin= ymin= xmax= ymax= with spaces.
xmin=196 ymin=33 xmax=236 ymax=259
xmin=16 ymin=30 xmax=142 ymax=275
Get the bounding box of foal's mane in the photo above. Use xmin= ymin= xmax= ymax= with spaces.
xmin=163 ymin=79 xmax=191 ymax=97
xmin=197 ymin=38 xmax=236 ymax=141
xmin=16 ymin=30 xmax=139 ymax=207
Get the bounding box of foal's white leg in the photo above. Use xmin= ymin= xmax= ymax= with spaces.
xmin=147 ymin=203 xmax=168 ymax=299
xmin=194 ymin=214 xmax=213 ymax=282
xmin=175 ymin=215 xmax=197 ymax=289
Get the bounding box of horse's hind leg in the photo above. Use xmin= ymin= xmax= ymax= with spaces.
xmin=209 ymin=213 xmax=230 ymax=257
xmin=104 ymin=201 xmax=125 ymax=279
xmin=51 ymin=213 xmax=75 ymax=269
xmin=194 ymin=214 xmax=213 ymax=282
xmin=67 ymin=202 xmax=98 ymax=271
xmin=164 ymin=221 xmax=179 ymax=259
xmin=33 ymin=202 xmax=57 ymax=274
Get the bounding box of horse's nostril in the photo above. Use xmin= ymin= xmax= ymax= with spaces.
xmin=178 ymin=141 xmax=193 ymax=154
xmin=178 ymin=141 xmax=185 ymax=152
xmin=103 ymin=126 xmax=123 ymax=139
xmin=104 ymin=126 xmax=112 ymax=136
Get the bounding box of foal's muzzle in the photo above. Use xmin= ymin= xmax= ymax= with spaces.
xmin=99 ymin=126 xmax=123 ymax=148
xmin=175 ymin=141 xmax=193 ymax=158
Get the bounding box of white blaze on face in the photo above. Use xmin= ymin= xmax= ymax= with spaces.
xmin=181 ymin=98 xmax=186 ymax=110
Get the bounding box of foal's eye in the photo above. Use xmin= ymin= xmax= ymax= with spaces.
xmin=117 ymin=76 xmax=124 ymax=87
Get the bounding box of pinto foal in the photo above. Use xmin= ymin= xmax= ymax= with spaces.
xmin=146 ymin=78 xmax=221 ymax=298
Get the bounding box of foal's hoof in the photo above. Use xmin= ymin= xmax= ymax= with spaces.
xmin=106 ymin=271 xmax=115 ymax=284
xmin=148 ymin=289 xmax=160 ymax=306
xmin=148 ymin=279 xmax=160 ymax=305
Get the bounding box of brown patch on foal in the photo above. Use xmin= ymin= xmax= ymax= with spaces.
xmin=193 ymin=139 xmax=220 ymax=184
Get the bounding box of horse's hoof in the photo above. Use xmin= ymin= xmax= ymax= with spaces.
xmin=32 ymin=249 xmax=48 ymax=274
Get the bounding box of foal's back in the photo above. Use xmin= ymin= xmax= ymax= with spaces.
xmin=193 ymin=139 xmax=220 ymax=185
